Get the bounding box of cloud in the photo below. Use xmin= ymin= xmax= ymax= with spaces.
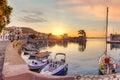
xmin=57 ymin=0 xmax=120 ymax=21
xmin=19 ymin=10 xmax=47 ymax=23
xmin=57 ymin=0 xmax=106 ymax=6
xmin=20 ymin=16 xmax=47 ymax=23
xmin=70 ymin=5 xmax=106 ymax=20
xmin=21 ymin=10 xmax=43 ymax=15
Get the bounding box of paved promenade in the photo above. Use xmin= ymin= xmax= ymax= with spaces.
xmin=0 ymin=41 xmax=9 ymax=80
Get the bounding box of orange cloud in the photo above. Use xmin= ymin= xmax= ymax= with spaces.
xmin=57 ymin=0 xmax=106 ymax=6
xmin=108 ymin=6 xmax=120 ymax=21
xmin=57 ymin=0 xmax=120 ymax=21
xmin=68 ymin=5 xmax=106 ymax=20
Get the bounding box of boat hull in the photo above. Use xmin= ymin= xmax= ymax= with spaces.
xmin=28 ymin=64 xmax=46 ymax=70
xmin=28 ymin=61 xmax=47 ymax=69
xmin=98 ymin=54 xmax=117 ymax=75
xmin=41 ymin=64 xmax=68 ymax=75
xmin=53 ymin=66 xmax=68 ymax=75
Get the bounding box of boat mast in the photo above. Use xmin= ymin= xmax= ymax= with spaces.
xmin=106 ymin=6 xmax=109 ymax=53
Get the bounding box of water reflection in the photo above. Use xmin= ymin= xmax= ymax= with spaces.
xmin=110 ymin=43 xmax=120 ymax=50
xmin=48 ymin=40 xmax=69 ymax=48
xmin=47 ymin=40 xmax=86 ymax=52
xmin=78 ymin=42 xmax=86 ymax=52
xmin=22 ymin=39 xmax=110 ymax=75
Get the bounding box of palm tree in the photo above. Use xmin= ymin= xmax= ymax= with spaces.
xmin=78 ymin=30 xmax=86 ymax=42
xmin=78 ymin=30 xmax=86 ymax=37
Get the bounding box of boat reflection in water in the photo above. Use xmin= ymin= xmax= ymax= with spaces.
xmin=110 ymin=43 xmax=120 ymax=50
xmin=98 ymin=53 xmax=117 ymax=75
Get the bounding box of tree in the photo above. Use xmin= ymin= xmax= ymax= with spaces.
xmin=29 ymin=34 xmax=36 ymax=39
xmin=0 ymin=0 xmax=13 ymax=32
xmin=78 ymin=30 xmax=86 ymax=37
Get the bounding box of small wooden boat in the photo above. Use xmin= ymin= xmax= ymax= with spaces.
xmin=99 ymin=54 xmax=116 ymax=75
xmin=40 ymin=53 xmax=68 ymax=75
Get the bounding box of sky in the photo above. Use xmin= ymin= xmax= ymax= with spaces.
xmin=7 ymin=0 xmax=120 ymax=37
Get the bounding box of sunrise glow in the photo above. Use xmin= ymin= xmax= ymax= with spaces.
xmin=52 ymin=28 xmax=65 ymax=35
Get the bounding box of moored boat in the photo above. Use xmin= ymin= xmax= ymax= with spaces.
xmin=28 ymin=51 xmax=51 ymax=69
xmin=98 ymin=6 xmax=117 ymax=75
xmin=24 ymin=50 xmax=39 ymax=55
xmin=99 ymin=54 xmax=116 ymax=75
xmin=40 ymin=53 xmax=68 ymax=75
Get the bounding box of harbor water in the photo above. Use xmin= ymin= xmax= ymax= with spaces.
xmin=21 ymin=39 xmax=120 ymax=76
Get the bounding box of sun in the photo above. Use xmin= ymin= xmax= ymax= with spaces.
xmin=53 ymin=28 xmax=65 ymax=35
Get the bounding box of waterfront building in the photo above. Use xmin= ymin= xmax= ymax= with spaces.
xmin=0 ymin=29 xmax=10 ymax=41
xmin=110 ymin=34 xmax=120 ymax=41
xmin=7 ymin=26 xmax=23 ymax=41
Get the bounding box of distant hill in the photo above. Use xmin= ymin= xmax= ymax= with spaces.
xmin=21 ymin=27 xmax=39 ymax=34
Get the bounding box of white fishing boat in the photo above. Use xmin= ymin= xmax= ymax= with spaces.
xmin=23 ymin=45 xmax=39 ymax=55
xmin=40 ymin=53 xmax=68 ymax=75
xmin=28 ymin=51 xmax=51 ymax=69
xmin=99 ymin=54 xmax=116 ymax=75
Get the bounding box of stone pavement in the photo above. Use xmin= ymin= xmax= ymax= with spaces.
xmin=74 ymin=74 xmax=120 ymax=80
xmin=0 ymin=41 xmax=9 ymax=80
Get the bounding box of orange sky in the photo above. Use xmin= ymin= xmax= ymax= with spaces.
xmin=7 ymin=0 xmax=120 ymax=37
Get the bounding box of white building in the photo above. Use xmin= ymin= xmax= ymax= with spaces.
xmin=0 ymin=26 xmax=23 ymax=41
xmin=0 ymin=29 xmax=10 ymax=41
xmin=7 ymin=26 xmax=23 ymax=40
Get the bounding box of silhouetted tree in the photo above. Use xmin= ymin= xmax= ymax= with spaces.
xmin=78 ymin=30 xmax=86 ymax=37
